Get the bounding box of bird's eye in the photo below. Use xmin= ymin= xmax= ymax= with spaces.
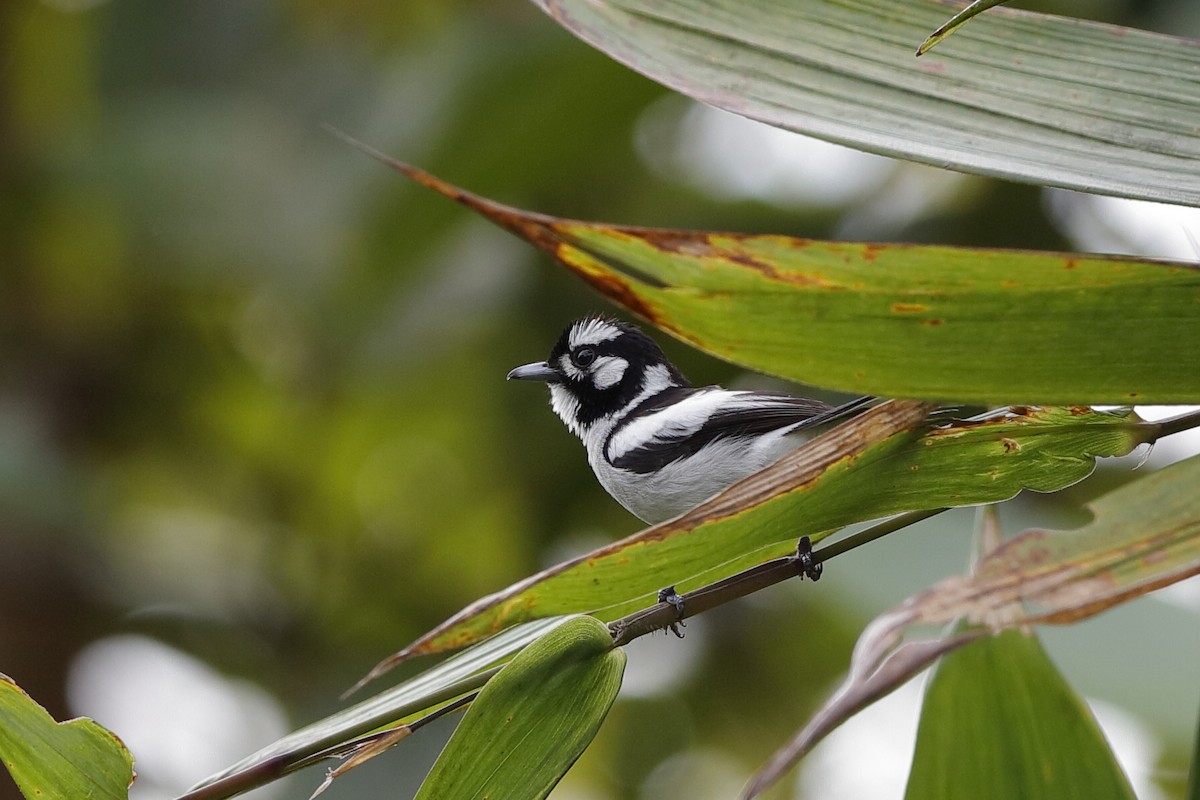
xmin=573 ymin=347 xmax=597 ymax=367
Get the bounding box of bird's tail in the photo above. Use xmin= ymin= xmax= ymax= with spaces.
xmin=808 ymin=396 xmax=975 ymax=432
xmin=799 ymin=395 xmax=878 ymax=431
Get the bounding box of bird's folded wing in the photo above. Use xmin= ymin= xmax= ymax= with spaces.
xmin=607 ymin=389 xmax=838 ymax=473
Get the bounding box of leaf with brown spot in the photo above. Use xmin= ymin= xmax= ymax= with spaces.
xmin=361 ymin=406 xmax=1159 ymax=676
xmin=331 ymin=133 xmax=1200 ymax=404
xmin=308 ymin=727 xmax=412 ymax=800
xmin=185 ymin=619 xmax=570 ymax=800
xmin=0 ymin=675 xmax=134 ymax=800
xmin=903 ymin=627 xmax=1135 ymax=800
xmin=745 ymin=452 xmax=1200 ymax=796
xmin=413 ymin=617 xmax=625 ymax=800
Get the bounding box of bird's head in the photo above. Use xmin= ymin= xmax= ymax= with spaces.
xmin=508 ymin=316 xmax=689 ymax=437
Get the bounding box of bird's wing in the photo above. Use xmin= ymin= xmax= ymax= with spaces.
xmin=607 ymin=389 xmax=860 ymax=474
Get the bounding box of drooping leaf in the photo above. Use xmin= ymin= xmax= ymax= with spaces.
xmin=335 ymin=142 xmax=1200 ymax=404
xmin=378 ymin=404 xmax=1159 ymax=666
xmin=183 ymin=618 xmax=571 ymax=800
xmin=917 ymin=458 xmax=1200 ymax=628
xmin=307 ymin=696 xmax=475 ymax=800
xmin=531 ymin=0 xmax=1200 ymax=206
xmin=0 ymin=675 xmax=134 ymax=800
xmin=905 ymin=628 xmax=1135 ymax=800
xmin=355 ymin=399 xmax=930 ymax=678
xmin=746 ymin=451 xmax=1200 ymax=796
xmin=755 ymin=627 xmax=987 ymax=800
xmin=414 ymin=616 xmax=625 ymax=800
xmin=308 ymin=728 xmax=413 ymax=799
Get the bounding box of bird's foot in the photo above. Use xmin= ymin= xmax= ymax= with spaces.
xmin=657 ymin=585 xmax=687 ymax=638
xmin=796 ymin=536 xmax=823 ymax=582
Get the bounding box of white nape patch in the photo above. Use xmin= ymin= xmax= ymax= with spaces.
xmin=640 ymin=363 xmax=674 ymax=398
xmin=569 ymin=317 xmax=623 ymax=348
xmin=591 ymin=356 xmax=628 ymax=389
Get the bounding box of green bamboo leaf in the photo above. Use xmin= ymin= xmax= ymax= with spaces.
xmin=391 ymin=405 xmax=1157 ymax=661
xmin=905 ymin=629 xmax=1135 ymax=800
xmin=551 ymin=225 xmax=1200 ymax=404
xmin=0 ymin=675 xmax=134 ymax=800
xmin=183 ymin=618 xmax=571 ymax=800
xmin=947 ymin=455 xmax=1200 ymax=626
xmin=414 ymin=616 xmax=625 ymax=800
xmin=336 ymin=145 xmax=1200 ymax=404
xmin=531 ymin=0 xmax=1200 ymax=206
xmin=747 ymin=452 xmax=1200 ymax=796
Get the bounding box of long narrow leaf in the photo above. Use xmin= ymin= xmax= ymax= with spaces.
xmin=337 ymin=143 xmax=1200 ymax=404
xmin=182 ymin=618 xmax=571 ymax=800
xmin=378 ymin=405 xmax=1155 ymax=666
xmin=747 ymin=451 xmax=1200 ymax=796
xmin=363 ymin=399 xmax=933 ymax=675
xmin=414 ymin=616 xmax=625 ymax=800
xmin=0 ymin=676 xmax=133 ymax=800
xmin=905 ymin=629 xmax=1135 ymax=800
xmin=533 ymin=0 xmax=1200 ymax=205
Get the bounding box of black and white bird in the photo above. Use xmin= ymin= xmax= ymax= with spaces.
xmin=508 ymin=316 xmax=873 ymax=524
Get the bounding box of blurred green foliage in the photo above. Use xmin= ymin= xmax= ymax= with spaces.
xmin=1 ymin=1 xmax=1197 ymax=799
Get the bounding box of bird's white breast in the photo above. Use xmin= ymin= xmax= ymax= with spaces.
xmin=590 ymin=431 xmax=804 ymax=524
xmin=592 ymin=388 xmax=813 ymax=524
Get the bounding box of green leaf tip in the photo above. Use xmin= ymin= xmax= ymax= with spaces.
xmin=917 ymin=0 xmax=1012 ymax=55
xmin=0 ymin=675 xmax=134 ymax=800
xmin=414 ymin=616 xmax=624 ymax=800
xmin=907 ymin=629 xmax=1135 ymax=799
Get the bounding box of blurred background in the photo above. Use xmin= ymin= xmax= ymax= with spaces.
xmin=2 ymin=0 xmax=1199 ymax=798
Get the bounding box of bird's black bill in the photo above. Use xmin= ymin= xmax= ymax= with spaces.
xmin=507 ymin=361 xmax=559 ymax=382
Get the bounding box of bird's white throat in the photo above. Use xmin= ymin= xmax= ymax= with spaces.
xmin=547 ymin=362 xmax=677 ymax=451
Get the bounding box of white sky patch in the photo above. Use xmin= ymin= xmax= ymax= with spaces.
xmin=1046 ymin=191 xmax=1200 ymax=261
xmin=796 ymin=675 xmax=924 ymax=800
xmin=67 ymin=635 xmax=289 ymax=800
xmin=635 ymin=97 xmax=895 ymax=208
xmin=620 ymin=615 xmax=708 ymax=698
xmin=1151 ymin=576 xmax=1200 ymax=615
xmin=634 ymin=97 xmax=973 ymax=233
xmin=1090 ymin=699 xmax=1167 ymax=800
xmin=795 ymin=675 xmax=1167 ymax=800
xmin=1135 ymin=405 xmax=1200 ymax=468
